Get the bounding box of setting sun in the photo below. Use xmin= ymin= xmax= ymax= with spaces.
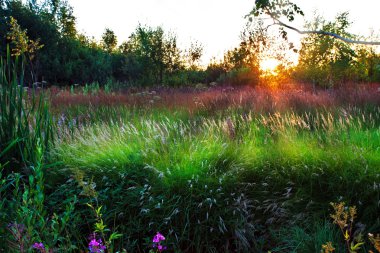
xmin=260 ymin=58 xmax=280 ymax=73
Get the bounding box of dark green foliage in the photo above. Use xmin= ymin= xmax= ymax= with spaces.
xmin=121 ymin=25 xmax=183 ymax=85
xmin=217 ymin=67 xmax=259 ymax=85
xmin=205 ymin=60 xmax=226 ymax=84
xmin=0 ymin=2 xmax=127 ymax=85
xmin=295 ymin=13 xmax=359 ymax=86
xmin=270 ymin=221 xmax=346 ymax=253
xmin=102 ymin=28 xmax=117 ymax=53
xmin=49 ymin=37 xmax=113 ymax=84
xmin=163 ymin=69 xmax=207 ymax=86
xmin=0 ymin=50 xmax=76 ymax=252
xmin=0 ymin=145 xmax=78 ymax=252
xmin=0 ymin=1 xmax=212 ymax=87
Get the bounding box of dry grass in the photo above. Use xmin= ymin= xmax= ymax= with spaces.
xmin=49 ymin=83 xmax=380 ymax=114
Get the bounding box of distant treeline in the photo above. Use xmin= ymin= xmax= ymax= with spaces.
xmin=0 ymin=0 xmax=210 ymax=86
xmin=1 ymin=0 xmax=380 ymax=87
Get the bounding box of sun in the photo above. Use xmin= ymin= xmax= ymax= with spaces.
xmin=260 ymin=58 xmax=280 ymax=73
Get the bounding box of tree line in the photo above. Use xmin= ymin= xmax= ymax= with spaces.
xmin=1 ymin=0 xmax=380 ymax=88
xmin=0 ymin=0 xmax=208 ymax=86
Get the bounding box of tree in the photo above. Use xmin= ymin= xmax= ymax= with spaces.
xmin=296 ymin=13 xmax=357 ymax=86
xmin=123 ymin=25 xmax=182 ymax=85
xmin=354 ymin=43 xmax=380 ymax=82
xmin=249 ymin=0 xmax=380 ymax=45
xmin=6 ymin=16 xmax=43 ymax=82
xmin=7 ymin=16 xmax=38 ymax=56
xmin=1 ymin=0 xmax=116 ymax=85
xmin=101 ymin=28 xmax=117 ymax=53
xmin=186 ymin=41 xmax=203 ymax=69
xmin=27 ymin=0 xmax=39 ymax=12
xmin=57 ymin=1 xmax=76 ymax=38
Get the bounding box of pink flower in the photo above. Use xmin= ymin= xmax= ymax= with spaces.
xmin=152 ymin=232 xmax=166 ymax=252
xmin=88 ymin=234 xmax=106 ymax=253
xmin=32 ymin=242 xmax=45 ymax=251
xmin=157 ymin=244 xmax=167 ymax=252
xmin=152 ymin=232 xmax=165 ymax=243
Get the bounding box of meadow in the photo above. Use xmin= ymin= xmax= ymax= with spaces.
xmin=1 ymin=59 xmax=380 ymax=252
xmin=51 ymin=84 xmax=380 ymax=251
xmin=2 ymin=0 xmax=380 ymax=251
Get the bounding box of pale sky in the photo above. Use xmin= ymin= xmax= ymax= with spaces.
xmin=68 ymin=0 xmax=380 ymax=64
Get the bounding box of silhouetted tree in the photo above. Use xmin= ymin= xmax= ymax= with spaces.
xmin=102 ymin=28 xmax=117 ymax=53
xmin=186 ymin=41 xmax=203 ymax=69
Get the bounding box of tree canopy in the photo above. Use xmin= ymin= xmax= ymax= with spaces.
xmin=249 ymin=0 xmax=380 ymax=45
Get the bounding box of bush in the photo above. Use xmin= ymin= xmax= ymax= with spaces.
xmin=217 ymin=67 xmax=259 ymax=86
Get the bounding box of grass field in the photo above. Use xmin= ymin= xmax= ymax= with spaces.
xmin=1 ymin=69 xmax=380 ymax=252
xmin=2 ymin=1 xmax=380 ymax=251
xmin=45 ymin=84 xmax=380 ymax=252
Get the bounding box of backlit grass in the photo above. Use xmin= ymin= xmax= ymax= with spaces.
xmin=55 ymin=109 xmax=380 ymax=176
xmin=47 ymin=86 xmax=380 ymax=252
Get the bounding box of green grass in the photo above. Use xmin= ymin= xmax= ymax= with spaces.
xmin=0 ymin=49 xmax=52 ymax=173
xmin=49 ymin=105 xmax=380 ymax=252
xmin=2 ymin=48 xmax=379 ymax=251
xmin=55 ymin=109 xmax=380 ymax=177
xmin=270 ymin=221 xmax=346 ymax=253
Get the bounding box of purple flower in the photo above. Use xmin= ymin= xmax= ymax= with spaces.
xmin=32 ymin=242 xmax=45 ymax=251
xmin=157 ymin=245 xmax=167 ymax=252
xmin=152 ymin=232 xmax=165 ymax=243
xmin=88 ymin=234 xmax=106 ymax=253
xmin=152 ymin=232 xmax=166 ymax=252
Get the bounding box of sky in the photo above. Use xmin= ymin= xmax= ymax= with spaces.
xmin=68 ymin=0 xmax=380 ymax=64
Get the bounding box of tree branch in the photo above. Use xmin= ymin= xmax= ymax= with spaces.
xmin=270 ymin=15 xmax=380 ymax=46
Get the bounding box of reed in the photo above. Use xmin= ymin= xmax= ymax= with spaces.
xmin=0 ymin=47 xmax=53 ymax=173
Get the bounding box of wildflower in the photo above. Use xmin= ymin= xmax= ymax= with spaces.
xmin=88 ymin=234 xmax=106 ymax=253
xmin=153 ymin=232 xmax=165 ymax=243
xmin=157 ymin=244 xmax=167 ymax=252
xmin=152 ymin=232 xmax=166 ymax=252
xmin=32 ymin=242 xmax=45 ymax=251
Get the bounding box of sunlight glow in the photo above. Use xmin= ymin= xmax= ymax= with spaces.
xmin=67 ymin=0 xmax=380 ymax=64
xmin=260 ymin=58 xmax=280 ymax=73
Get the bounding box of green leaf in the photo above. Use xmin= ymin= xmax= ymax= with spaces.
xmin=350 ymin=241 xmax=364 ymax=251
xmin=109 ymin=232 xmax=122 ymax=241
xmin=96 ymin=206 xmax=103 ymax=216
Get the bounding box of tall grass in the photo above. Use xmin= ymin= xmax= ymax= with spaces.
xmin=270 ymin=221 xmax=346 ymax=253
xmin=0 ymin=49 xmax=63 ymax=251
xmin=52 ymin=103 xmax=380 ymax=252
xmin=0 ymin=47 xmax=53 ymax=173
xmin=2 ymin=57 xmax=377 ymax=251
